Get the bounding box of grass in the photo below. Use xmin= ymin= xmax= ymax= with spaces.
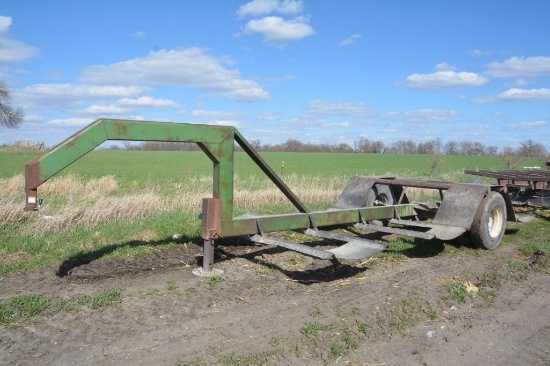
xmin=1 ymin=149 xmax=548 ymax=277
xmin=205 ymin=274 xmax=223 ymax=290
xmin=218 ymin=348 xmax=284 ymax=366
xmin=0 ymin=288 xmax=122 ymax=325
xmin=445 ymin=283 xmax=469 ymax=304
xmin=300 ymin=321 xmax=334 ymax=336
xmin=1 ymin=149 xmax=542 ymax=181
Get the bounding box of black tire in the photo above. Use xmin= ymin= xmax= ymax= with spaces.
xmin=365 ymin=184 xmax=396 ymax=226
xmin=469 ymin=191 xmax=507 ymax=250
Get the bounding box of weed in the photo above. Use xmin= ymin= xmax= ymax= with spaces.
xmin=329 ymin=343 xmax=346 ymax=359
xmin=166 ymin=281 xmax=178 ymax=291
xmin=309 ymin=307 xmax=324 ymax=317
xmin=206 ymin=274 xmax=223 ymax=290
xmin=427 ymin=309 xmax=438 ymax=320
xmin=445 ymin=283 xmax=469 ymax=303
xmin=0 ymin=288 xmax=121 ymax=325
xmin=356 ymin=322 xmax=369 ymax=334
xmin=174 ymin=358 xmax=208 ymax=366
xmin=219 ymin=348 xmax=283 ymax=366
xmin=477 ymin=287 xmax=497 ymax=305
xmin=269 ymin=336 xmax=285 ymax=346
xmin=0 ymin=294 xmax=50 ymax=324
xmin=342 ymin=335 xmax=358 ymax=350
xmin=255 ymin=264 xmax=273 ymax=275
xmin=506 ymin=259 xmax=529 ymax=272
xmin=300 ymin=321 xmax=333 ymax=336
xmin=351 ymin=307 xmax=361 ymax=316
xmin=80 ymin=289 xmax=122 ymax=309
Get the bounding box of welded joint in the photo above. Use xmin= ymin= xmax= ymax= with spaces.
xmin=255 ymin=218 xmax=265 ymax=236
xmin=358 ymin=210 xmax=367 ymax=225
xmin=308 ymin=214 xmax=318 ymax=231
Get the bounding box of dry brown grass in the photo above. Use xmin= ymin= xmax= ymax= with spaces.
xmin=2 ymin=172 xmax=441 ymax=234
xmin=27 ymin=193 xmax=165 ymax=234
xmin=0 ymin=202 xmax=33 ymax=224
xmin=0 ymin=175 xmax=25 ymax=202
xmin=40 ymin=174 xmax=118 ymax=201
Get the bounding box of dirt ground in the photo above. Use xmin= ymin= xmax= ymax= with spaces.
xmin=1 ymin=235 xmax=549 ymax=366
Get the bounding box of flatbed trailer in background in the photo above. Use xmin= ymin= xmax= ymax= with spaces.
xmin=465 ymin=169 xmax=550 ymax=209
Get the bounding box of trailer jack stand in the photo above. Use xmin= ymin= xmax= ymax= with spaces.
xmin=192 ymin=239 xmax=224 ymax=278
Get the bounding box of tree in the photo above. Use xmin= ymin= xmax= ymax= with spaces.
xmin=485 ymin=145 xmax=499 ymax=156
xmin=517 ymin=139 xmax=546 ymax=157
xmin=0 ymin=81 xmax=24 ymax=128
xmin=500 ymin=147 xmax=522 ymax=169
xmin=444 ymin=141 xmax=459 ymax=155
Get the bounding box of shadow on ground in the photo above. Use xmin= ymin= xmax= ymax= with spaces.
xmin=56 ymin=234 xmax=200 ymax=277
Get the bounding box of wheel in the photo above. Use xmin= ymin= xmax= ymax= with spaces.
xmin=365 ymin=184 xmax=396 ymax=226
xmin=469 ymin=191 xmax=507 ymax=250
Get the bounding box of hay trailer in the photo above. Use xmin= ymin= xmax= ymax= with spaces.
xmin=25 ymin=119 xmax=522 ymax=277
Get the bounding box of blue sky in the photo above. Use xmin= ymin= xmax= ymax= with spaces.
xmin=1 ymin=0 xmax=549 ymax=150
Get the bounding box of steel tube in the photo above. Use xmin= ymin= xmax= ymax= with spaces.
xmin=202 ymin=239 xmax=215 ymax=272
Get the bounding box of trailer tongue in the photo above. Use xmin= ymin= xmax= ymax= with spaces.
xmin=25 ymin=119 xmax=521 ymax=277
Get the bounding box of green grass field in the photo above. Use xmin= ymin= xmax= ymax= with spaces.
xmin=0 ymin=150 xmax=547 ymax=275
xmin=1 ymin=149 xmax=543 ymax=182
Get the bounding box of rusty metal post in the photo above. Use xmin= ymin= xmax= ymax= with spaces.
xmin=192 ymin=198 xmax=224 ymax=278
xmin=202 ymin=239 xmax=215 ymax=272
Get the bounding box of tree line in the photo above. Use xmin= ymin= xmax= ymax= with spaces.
xmin=112 ymin=137 xmax=548 ymax=158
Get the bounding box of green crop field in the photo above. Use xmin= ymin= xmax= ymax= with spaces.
xmin=0 ymin=149 xmax=547 ymax=275
xmin=0 ymin=149 xmax=543 ymax=183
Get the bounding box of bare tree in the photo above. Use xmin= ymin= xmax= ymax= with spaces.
xmin=0 ymin=81 xmax=24 ymax=128
xmin=500 ymin=147 xmax=522 ymax=169
xmin=485 ymin=145 xmax=499 ymax=156
xmin=517 ymin=139 xmax=546 ymax=157
xmin=444 ymin=141 xmax=459 ymax=155
xmin=429 ymin=155 xmax=445 ymax=176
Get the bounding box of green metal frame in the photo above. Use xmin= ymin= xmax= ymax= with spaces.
xmin=25 ymin=119 xmax=416 ymax=273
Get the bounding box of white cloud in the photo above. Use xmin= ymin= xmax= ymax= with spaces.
xmin=46 ymin=118 xmax=95 ymax=127
xmin=133 ymin=31 xmax=145 ymax=39
xmin=405 ymin=109 xmax=458 ymax=122
xmin=207 ymin=120 xmax=242 ymax=127
xmin=505 ymin=120 xmax=548 ymax=130
xmin=520 ymin=120 xmax=546 ymax=128
xmin=309 ymin=100 xmax=372 ymax=116
xmin=81 ymin=103 xmax=129 ymax=115
xmin=16 ymin=84 xmax=149 ymax=108
xmin=117 ymin=96 xmax=181 ymax=108
xmin=497 ymin=88 xmax=550 ymax=101
xmin=385 ymin=109 xmax=458 ymax=122
xmin=188 ymin=109 xmax=247 ymax=119
xmin=338 ymin=34 xmax=362 ymax=46
xmin=472 ymin=88 xmax=550 ymax=103
xmin=485 ymin=56 xmax=550 ymax=79
xmin=236 ymin=0 xmax=303 ymax=18
xmin=80 ymin=96 xmax=182 ymax=115
xmin=435 ymin=62 xmax=455 ymax=71
xmin=0 ymin=16 xmax=39 ymax=63
xmin=244 ymin=16 xmax=314 ymax=46
xmin=322 ymin=122 xmax=349 ymax=128
xmin=254 ymin=112 xmax=280 ymax=121
xmin=470 ymin=49 xmax=493 ymax=57
xmin=79 ymin=48 xmax=269 ymax=102
xmin=405 ymin=71 xmax=488 ymax=90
